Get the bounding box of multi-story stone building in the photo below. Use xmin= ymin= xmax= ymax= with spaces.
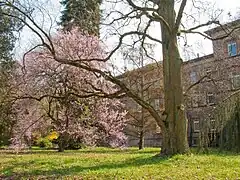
xmin=123 ymin=19 xmax=240 ymax=147
xmin=121 ymin=63 xmax=164 ymax=147
xmin=183 ymin=19 xmax=240 ymax=146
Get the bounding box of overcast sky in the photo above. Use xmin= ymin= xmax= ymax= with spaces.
xmin=15 ymin=0 xmax=240 ymax=67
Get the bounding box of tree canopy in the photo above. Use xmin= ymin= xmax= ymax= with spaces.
xmin=59 ymin=0 xmax=102 ymax=36
xmin=0 ymin=2 xmax=23 ymax=146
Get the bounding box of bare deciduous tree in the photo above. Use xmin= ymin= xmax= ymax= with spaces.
xmin=1 ymin=0 xmax=240 ymax=155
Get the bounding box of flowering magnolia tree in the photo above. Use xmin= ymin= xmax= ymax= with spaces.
xmin=12 ymin=28 xmax=127 ymax=151
xmin=10 ymin=99 xmax=50 ymax=150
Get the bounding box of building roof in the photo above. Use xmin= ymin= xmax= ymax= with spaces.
xmin=117 ymin=61 xmax=162 ymax=79
xmin=183 ymin=54 xmax=214 ymax=65
xmin=205 ymin=19 xmax=240 ymax=36
xmin=117 ymin=53 xmax=214 ymax=78
xmin=119 ymin=19 xmax=240 ymax=77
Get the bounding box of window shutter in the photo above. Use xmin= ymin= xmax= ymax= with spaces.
xmin=228 ymin=42 xmax=237 ymax=56
xmin=228 ymin=44 xmax=232 ymax=56
xmin=232 ymin=43 xmax=237 ymax=56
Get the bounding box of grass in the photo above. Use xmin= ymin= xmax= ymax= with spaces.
xmin=1 ymin=147 xmax=240 ymax=179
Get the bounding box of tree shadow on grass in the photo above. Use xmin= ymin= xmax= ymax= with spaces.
xmin=0 ymin=148 xmax=160 ymax=156
xmin=0 ymin=155 xmax=167 ymax=179
xmin=74 ymin=148 xmax=160 ymax=155
xmin=2 ymin=148 xmax=240 ymax=179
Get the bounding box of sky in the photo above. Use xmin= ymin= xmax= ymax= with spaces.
xmin=180 ymin=0 xmax=240 ymax=59
xmin=15 ymin=0 xmax=240 ymax=70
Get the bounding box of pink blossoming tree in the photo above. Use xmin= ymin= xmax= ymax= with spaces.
xmin=12 ymin=28 xmax=127 ymax=151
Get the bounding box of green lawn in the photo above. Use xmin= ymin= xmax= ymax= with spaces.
xmin=1 ymin=147 xmax=240 ymax=179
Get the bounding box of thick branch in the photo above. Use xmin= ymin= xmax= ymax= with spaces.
xmin=175 ymin=0 xmax=188 ymax=31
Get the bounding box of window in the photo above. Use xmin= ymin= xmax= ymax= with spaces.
xmin=159 ymin=96 xmax=164 ymax=110
xmin=130 ymin=82 xmax=138 ymax=91
xmin=210 ymin=118 xmax=216 ymax=131
xmin=186 ymin=96 xmax=192 ymax=108
xmin=156 ymin=123 xmax=161 ymax=133
xmin=232 ymin=73 xmax=240 ymax=89
xmin=192 ymin=96 xmax=199 ymax=107
xmin=205 ymin=68 xmax=212 ymax=81
xmin=153 ymin=79 xmax=161 ymax=88
xmin=192 ymin=139 xmax=198 ymax=146
xmin=206 ymin=68 xmax=212 ymax=75
xmin=149 ymin=99 xmax=161 ymax=110
xmin=228 ymin=42 xmax=237 ymax=56
xmin=143 ymin=90 xmax=150 ymax=101
xmin=207 ymin=92 xmax=215 ymax=105
xmin=154 ymin=99 xmax=160 ymax=109
xmin=190 ymin=71 xmax=197 ymax=83
xmin=193 ymin=120 xmax=200 ymax=132
xmin=136 ymin=104 xmax=142 ymax=111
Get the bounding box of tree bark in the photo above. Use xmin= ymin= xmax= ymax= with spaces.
xmin=58 ymin=142 xmax=65 ymax=152
xmin=58 ymin=133 xmax=66 ymax=152
xmin=138 ymin=130 xmax=144 ymax=150
xmin=159 ymin=0 xmax=189 ymax=155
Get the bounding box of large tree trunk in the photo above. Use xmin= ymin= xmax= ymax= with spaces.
xmin=138 ymin=130 xmax=144 ymax=150
xmin=58 ymin=111 xmax=70 ymax=152
xmin=58 ymin=141 xmax=65 ymax=152
xmin=159 ymin=0 xmax=189 ymax=155
xmin=58 ymin=133 xmax=67 ymax=152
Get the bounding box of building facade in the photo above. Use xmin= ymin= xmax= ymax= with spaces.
xmin=124 ymin=19 xmax=240 ymax=147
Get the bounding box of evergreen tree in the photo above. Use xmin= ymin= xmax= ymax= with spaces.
xmin=0 ymin=4 xmax=21 ymax=145
xmin=0 ymin=7 xmax=15 ymax=63
xmin=0 ymin=67 xmax=16 ymax=146
xmin=59 ymin=0 xmax=102 ymax=36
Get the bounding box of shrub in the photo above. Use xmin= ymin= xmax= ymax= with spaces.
xmin=36 ymin=137 xmax=52 ymax=148
xmin=46 ymin=131 xmax=59 ymax=141
xmin=66 ymin=138 xmax=85 ymax=150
